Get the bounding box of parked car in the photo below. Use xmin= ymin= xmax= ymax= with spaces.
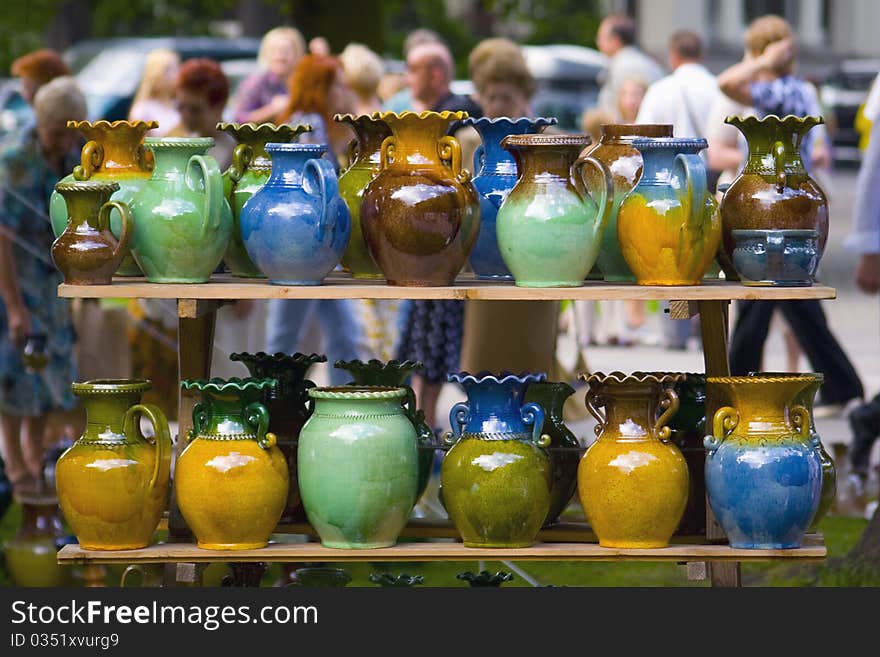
xmin=819 ymin=58 xmax=880 ymax=163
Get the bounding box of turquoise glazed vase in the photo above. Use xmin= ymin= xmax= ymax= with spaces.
xmin=441 ymin=372 xmax=552 ymax=548
xmin=129 ymin=137 xmax=232 ymax=283
xmin=218 ymin=122 xmax=312 ymax=277
xmin=496 ymin=133 xmax=613 ymax=287
xmin=240 ymin=143 xmax=350 ymax=285
xmin=298 ymin=386 xmax=419 ymax=549
xmin=462 ymin=116 xmax=556 ymax=280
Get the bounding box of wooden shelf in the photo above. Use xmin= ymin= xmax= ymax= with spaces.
xmin=58 ymin=274 xmax=837 ymax=301
xmin=57 ymin=534 xmax=826 ymax=565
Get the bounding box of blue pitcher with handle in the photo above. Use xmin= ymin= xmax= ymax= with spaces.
xmin=240 ymin=143 xmax=351 ymax=285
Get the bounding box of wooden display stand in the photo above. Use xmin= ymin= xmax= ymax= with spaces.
xmin=56 ymin=275 xmax=836 ymax=587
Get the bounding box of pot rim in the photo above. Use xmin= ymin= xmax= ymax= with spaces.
xmin=706 ymin=374 xmax=819 ymax=385
xmin=230 ymin=351 xmax=327 ymax=366
xmin=265 ymin=142 xmax=327 ymax=154
xmin=448 ymin=371 xmax=547 ymax=385
xmin=54 ymin=180 xmax=120 ymax=194
xmin=578 ymin=371 xmax=685 ymax=386
xmin=308 ymin=386 xmax=408 ymax=399
xmin=71 ymin=378 xmax=152 ymax=394
xmin=460 ymin=116 xmax=557 ymax=129
xmin=501 ymin=133 xmax=592 ymax=148
xmin=144 ymin=136 xmax=214 ymax=149
xmin=732 ymin=229 xmax=819 ymax=238
xmin=630 ymin=137 xmax=707 ymax=151
xmin=68 ymin=119 xmax=158 ymax=132
xmin=180 ymin=377 xmax=276 ymax=393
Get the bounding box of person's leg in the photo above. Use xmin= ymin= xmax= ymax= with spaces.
xmin=848 ymin=392 xmax=880 ymax=477
xmin=0 ymin=414 xmax=27 ymax=486
xmin=315 ymin=300 xmax=369 ymax=386
xmin=21 ymin=414 xmax=47 ymax=483
xmin=265 ymin=299 xmax=315 ymax=355
xmin=728 ymin=300 xmax=775 ymax=375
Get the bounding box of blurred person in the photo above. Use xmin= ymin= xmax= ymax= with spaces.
xmin=128 ymin=48 xmax=181 ymax=137
xmin=232 ymin=26 xmax=305 ymax=124
xmin=0 ymin=76 xmax=84 ymax=495
xmin=595 ymin=13 xmax=664 ymax=120
xmin=384 ymin=28 xmax=444 ymax=113
xmin=340 ymin=43 xmax=385 ymax=116
xmin=308 ymin=36 xmax=331 ymax=57
xmin=10 ymin=48 xmax=70 ymax=107
xmin=617 ymin=76 xmax=648 ymax=124
xmin=406 ymin=41 xmax=481 ymax=117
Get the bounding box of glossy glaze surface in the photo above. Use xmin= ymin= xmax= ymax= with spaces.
xmin=732 ymin=229 xmax=819 ymax=286
xmin=666 ymin=373 xmax=707 ymax=535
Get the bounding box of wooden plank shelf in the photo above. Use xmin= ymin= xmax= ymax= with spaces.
xmin=57 ymin=534 xmax=826 ymax=565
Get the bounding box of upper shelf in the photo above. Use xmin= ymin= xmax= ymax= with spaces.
xmin=58 ymin=274 xmax=837 ymax=301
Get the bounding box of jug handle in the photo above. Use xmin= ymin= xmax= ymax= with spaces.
xmin=705 ymin=406 xmax=739 ymax=454
xmin=303 ymin=157 xmax=341 ymax=243
xmin=124 ymin=403 xmax=171 ymax=491
xmin=446 ymin=401 xmax=470 ymax=444
xmin=585 ymin=388 xmax=607 ymax=437
xmin=673 ymin=153 xmax=708 ymax=230
xmin=73 ymin=140 xmax=104 ymax=180
xmin=189 ymin=401 xmax=210 ymax=442
xmin=439 ymin=135 xmax=471 ymax=183
xmin=99 ymin=200 xmax=133 ymax=265
xmin=120 ymin=564 xmax=145 ymax=587
xmin=654 ymin=387 xmax=680 ymax=442
xmin=301 ymin=378 xmax=317 ymax=416
xmin=227 ymin=144 xmax=253 ymax=184
xmin=137 ymin=143 xmax=155 ymax=173
xmin=573 ymin=155 xmax=613 ymax=234
xmin=379 ymin=136 xmax=397 ymax=170
xmin=473 ymin=144 xmax=485 ymax=174
xmin=772 ymin=140 xmax=787 ymax=192
xmin=790 ymin=404 xmax=816 ymax=446
xmin=521 ymin=402 xmax=551 ymax=448
xmin=185 ymin=154 xmax=223 ymax=235
xmin=245 ymin=401 xmax=276 ymax=450
xmin=346 ymin=138 xmax=359 ymax=170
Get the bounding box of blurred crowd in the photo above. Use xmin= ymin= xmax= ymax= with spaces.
xmin=0 ymin=11 xmax=878 ymax=499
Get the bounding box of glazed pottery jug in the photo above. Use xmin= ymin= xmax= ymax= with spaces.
xmin=56 ymin=379 xmax=171 ymax=550
xmin=578 ymin=372 xmax=688 ymax=548
xmin=360 ymin=111 xmax=480 ymax=286
xmin=334 ymin=358 xmax=436 ymax=503
xmin=290 ymin=567 xmax=352 ymax=587
xmin=441 ymin=372 xmax=552 ymax=548
xmin=704 ymin=375 xmax=822 ymax=549
xmin=298 ymin=387 xmax=419 ymax=549
xmin=618 ymin=138 xmax=722 ymax=285
xmin=51 ymin=181 xmax=133 ymax=285
xmin=462 ymin=116 xmax=556 ymax=280
xmin=50 ymin=119 xmax=156 ymax=276
xmin=176 ymin=378 xmax=288 ymax=549
xmin=582 ymin=123 xmax=673 ymax=282
xmin=523 ymin=380 xmax=581 ymax=526
xmin=4 ymin=494 xmax=71 ymax=586
xmin=218 ymin=122 xmax=312 ymax=277
xmin=240 ymin=143 xmax=350 ymax=285
xmin=228 ymin=351 xmax=326 ymax=524
xmin=666 ymin=373 xmax=707 ymax=536
xmin=496 ymin=134 xmax=613 ymax=287
xmin=129 ymin=137 xmax=231 ymax=282
xmin=457 ymin=570 xmax=515 ymax=587
xmin=719 ymin=115 xmax=828 ymax=278
xmin=731 ymin=229 xmax=820 ymax=286
xmin=334 ymin=113 xmax=392 ymax=278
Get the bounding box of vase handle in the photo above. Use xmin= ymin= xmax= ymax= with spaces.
xmin=302 ymin=379 xmax=317 ymax=416
xmin=346 ymin=138 xmax=358 ymax=170
xmin=189 ymin=401 xmax=209 ymax=442
xmin=673 ymin=152 xmax=707 ymax=231
xmin=773 ymin=140 xmax=787 ymax=192
xmin=303 ymin=157 xmax=343 ymax=243
xmin=245 ymin=401 xmax=276 ymax=450
xmin=790 ymin=404 xmax=815 ymax=445
xmin=448 ymin=401 xmax=470 ymax=443
xmin=573 ymin=154 xmax=613 ymax=238
xmin=124 ymin=403 xmax=171 ymax=491
xmin=185 ymin=153 xmax=224 ymax=236
xmin=228 ymin=143 xmax=253 ymax=184
xmin=99 ymin=200 xmax=133 ymax=267
xmin=379 ymin=135 xmax=397 ymax=170
xmin=705 ymin=406 xmax=739 ymax=454
xmin=473 ymin=144 xmax=485 ymax=174
xmin=584 ymin=388 xmax=606 ymax=437
xmin=521 ymin=402 xmax=551 ymax=448
xmin=654 ymin=387 xmax=680 ymax=442
xmin=439 ymin=135 xmax=471 ymax=183
xmin=73 ymin=140 xmax=103 ymax=180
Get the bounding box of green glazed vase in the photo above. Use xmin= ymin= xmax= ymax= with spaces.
xmin=129 ymin=137 xmax=232 ymax=283
xmin=457 ymin=570 xmax=514 ymax=587
xmin=4 ymin=495 xmax=72 ymax=586
xmin=369 ymin=572 xmax=424 ymax=587
xmin=290 ymin=567 xmax=351 ymax=587
xmin=298 ymin=386 xmax=419 ymax=549
xmin=334 ymin=114 xmax=392 ymax=279
xmin=218 ymin=122 xmax=312 ymax=277
xmin=666 ymin=373 xmax=707 ymax=536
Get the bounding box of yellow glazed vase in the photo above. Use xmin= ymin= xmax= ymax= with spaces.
xmin=175 ymin=377 xmax=288 ymax=550
xmin=55 ymin=379 xmax=171 ymax=550
xmin=577 ymin=372 xmax=688 ymax=548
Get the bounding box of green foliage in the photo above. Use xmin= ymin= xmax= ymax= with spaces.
xmin=87 ymin=0 xmax=236 ymax=37
xmin=489 ymin=0 xmax=603 ymax=47
xmin=0 ymin=0 xmax=59 ymax=76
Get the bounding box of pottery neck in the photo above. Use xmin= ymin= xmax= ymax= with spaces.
xmin=471 ymin=118 xmax=554 ymax=177
xmin=595 ymin=382 xmax=663 ymax=440
xmin=730 ymin=117 xmax=815 ymax=180
xmin=669 ymin=374 xmax=706 ymax=432
xmin=73 ymin=121 xmax=154 ymax=177
xmin=220 ymin=123 xmax=309 ymax=170
xmin=524 ymin=381 xmax=574 ymax=424
xmin=336 ymin=360 xmax=421 ymax=386
xmin=634 ymin=140 xmax=705 ymax=186
xmin=233 ymin=353 xmax=324 ymax=402
xmin=56 ymin=182 xmax=116 ymax=230
xmin=17 ymin=500 xmax=64 ymax=538
xmin=461 ymin=380 xmax=533 ymax=434
xmin=72 ymin=381 xmax=149 ymax=443
xmin=715 ymin=377 xmax=811 ymax=433
xmin=383 ymin=115 xmax=456 ymax=171
xmin=598 ymin=123 xmax=674 ymax=146
xmin=311 ymin=390 xmax=406 ymax=417
xmin=197 ymin=388 xmax=264 ymax=437
xmin=507 ymin=142 xmax=583 ymax=183
xmin=343 ymin=117 xmax=391 ymax=169
xmin=266 ymin=144 xmax=326 ymax=187
xmin=145 ymin=138 xmax=212 ymax=182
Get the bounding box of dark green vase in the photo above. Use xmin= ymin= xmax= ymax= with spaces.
xmin=667 ymin=373 xmax=707 ymax=535
xmin=457 ymin=570 xmax=514 ymax=587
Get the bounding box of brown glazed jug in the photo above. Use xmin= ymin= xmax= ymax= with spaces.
xmin=719 ymin=115 xmax=827 ymax=278
xmin=51 ymin=180 xmax=133 ymax=285
xmin=360 ymin=111 xmax=480 ymax=286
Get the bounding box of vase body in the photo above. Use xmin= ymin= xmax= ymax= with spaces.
xmin=175 ymin=378 xmax=288 ymax=550
xmin=667 ymin=373 xmax=707 ymax=535
xmin=496 ymin=134 xmax=613 ymax=287
xmin=240 ymin=143 xmax=350 ymax=285
xmin=731 ymin=228 xmax=819 ymax=286
xmin=360 ymin=111 xmax=480 ymax=286
xmin=441 ymin=372 xmax=552 ymax=548
xmin=334 ymin=114 xmax=392 ymax=278
xmin=4 ymin=496 xmax=71 ymax=586
xmin=719 ymin=115 xmax=828 ymax=279
xmin=51 ymin=181 xmax=133 ymax=285
xmin=50 ymin=120 xmax=156 ymax=276
xmin=463 ymin=117 xmax=556 ymax=280
xmin=334 ymin=359 xmax=435 ymax=503
xmin=229 ymin=351 xmax=327 ymax=524
xmin=129 ymin=137 xmax=232 ymax=282
xmin=523 ymin=381 xmax=581 ymax=526
xmin=618 ymin=138 xmax=722 ymax=285
xmin=218 ymin=122 xmax=312 ymax=277
xmin=704 ymin=375 xmax=822 ymax=549
xmin=298 ymin=387 xmax=419 ymax=548
xmin=584 ymin=124 xmax=673 ymax=282
xmin=56 ymin=379 xmax=171 ymax=550
xmin=578 ymin=372 xmax=688 ymax=548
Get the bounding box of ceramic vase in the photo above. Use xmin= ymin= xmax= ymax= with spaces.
xmin=578 ymin=372 xmax=688 ymax=548
xmin=4 ymin=495 xmax=71 ymax=586
xmin=240 ymin=143 xmax=350 ymax=285
xmin=719 ymin=115 xmax=828 ymax=279
xmin=218 ymin=122 xmax=313 ymax=277
xmin=334 ymin=358 xmax=436 ymax=503
xmin=229 ymin=351 xmax=327 ymax=524
xmin=50 ymin=119 xmax=156 ymax=276
xmin=582 ymin=123 xmax=674 ymax=282
xmin=334 ymin=113 xmax=392 ymax=279
xmin=441 ymin=372 xmax=552 ymax=548
xmin=176 ymin=378 xmax=288 ymax=550
xmin=462 ymin=116 xmax=556 ymax=280
xmin=55 ymin=379 xmax=171 ymax=550
xmin=705 ymin=375 xmax=822 ymax=549
xmin=731 ymin=228 xmax=820 ymax=286
xmin=360 ymin=111 xmax=480 ymax=286
xmin=666 ymin=373 xmax=707 ymax=535
xmin=496 ymin=134 xmax=613 ymax=287
xmin=298 ymin=386 xmax=419 ymax=549
xmin=51 ymin=181 xmax=133 ymax=285
xmin=129 ymin=137 xmax=232 ymax=283
xmin=617 ymin=138 xmax=722 ymax=285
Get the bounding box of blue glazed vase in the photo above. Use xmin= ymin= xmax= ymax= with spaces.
xmin=463 ymin=117 xmax=556 ymax=280
xmin=240 ymin=143 xmax=351 ymax=285
xmin=704 ymin=375 xmax=822 ymax=549
xmin=731 ymin=229 xmax=819 ymax=286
